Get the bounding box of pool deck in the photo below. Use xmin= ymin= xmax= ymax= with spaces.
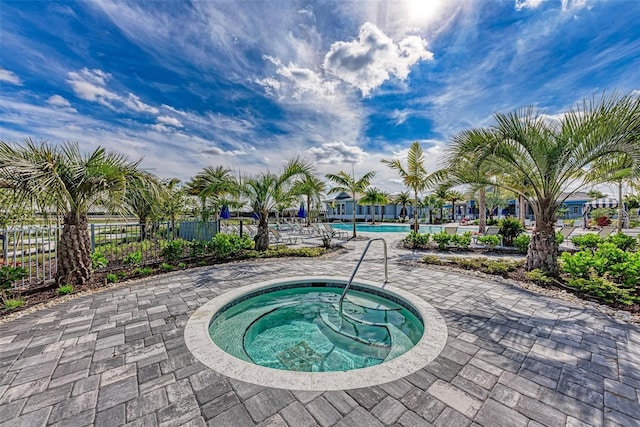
xmin=0 ymin=235 xmax=639 ymax=427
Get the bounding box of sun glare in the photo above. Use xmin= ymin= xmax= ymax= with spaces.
xmin=406 ymin=0 xmax=444 ymax=22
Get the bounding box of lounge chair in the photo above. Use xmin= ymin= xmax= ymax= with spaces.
xmin=269 ymin=228 xmax=298 ymax=245
xmin=473 ymin=225 xmax=502 ymax=245
xmin=244 ymin=224 xmax=258 ymax=238
xmin=321 ymin=223 xmax=347 ymax=238
xmin=444 ymin=226 xmax=458 ymax=235
xmin=560 ymin=226 xmax=577 ymax=240
xmin=598 ymin=226 xmax=616 ymax=239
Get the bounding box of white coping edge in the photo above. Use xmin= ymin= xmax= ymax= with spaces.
xmin=184 ymin=276 xmax=448 ymax=391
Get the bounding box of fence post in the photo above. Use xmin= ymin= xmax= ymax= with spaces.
xmin=239 ymin=220 xmax=243 ymax=237
xmin=0 ymin=232 xmax=6 ymax=264
xmin=90 ymin=223 xmax=95 ymax=252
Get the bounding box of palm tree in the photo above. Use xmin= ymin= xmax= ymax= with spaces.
xmin=124 ymin=171 xmax=164 ymax=240
xmin=445 ymin=190 xmax=465 ymax=223
xmin=422 ymin=194 xmax=441 ymax=224
xmin=292 ymin=174 xmax=326 ymax=225
xmin=243 ymin=158 xmax=314 ymax=250
xmin=160 ymin=178 xmax=186 ymax=239
xmin=393 ymin=191 xmax=412 ymax=221
xmin=589 ymin=154 xmax=638 ymax=231
xmin=186 ymin=166 xmax=238 ymax=221
xmin=432 ymin=184 xmax=450 ymax=223
xmin=326 ymin=170 xmax=376 ymax=238
xmin=359 ymin=187 xmax=388 ymax=224
xmin=0 ymin=139 xmax=159 ymax=285
xmin=445 ymin=92 xmax=640 ymax=274
xmin=381 ymin=141 xmax=431 ymax=232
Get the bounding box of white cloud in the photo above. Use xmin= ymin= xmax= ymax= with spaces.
xmin=46 ymin=95 xmax=77 ymax=113
xmin=156 ymin=115 xmax=183 ymax=127
xmin=0 ymin=68 xmax=23 ymax=85
xmin=514 ymin=0 xmax=546 ymax=11
xmin=561 ymin=0 xmax=588 ymax=12
xmin=257 ymin=56 xmax=338 ymax=100
xmin=306 ymin=141 xmax=367 ymax=164
xmin=67 ymin=67 xmax=158 ymax=114
xmin=323 ymin=22 xmax=433 ymax=96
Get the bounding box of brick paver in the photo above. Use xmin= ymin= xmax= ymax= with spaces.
xmin=0 ymin=235 xmax=638 ymax=426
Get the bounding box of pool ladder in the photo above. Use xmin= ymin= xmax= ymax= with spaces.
xmin=338 ymin=238 xmax=388 ymax=319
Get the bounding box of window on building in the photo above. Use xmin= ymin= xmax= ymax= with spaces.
xmin=367 ymin=206 xmax=371 ymax=215
xmin=358 ymin=205 xmax=362 ymax=215
xmin=573 ymin=206 xmax=579 ymax=214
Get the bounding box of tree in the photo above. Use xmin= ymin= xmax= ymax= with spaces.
xmin=292 ymin=174 xmax=325 ymax=225
xmin=0 ymin=139 xmax=160 ymax=285
xmin=326 ymin=170 xmax=376 ymax=238
xmin=243 ymin=158 xmax=314 ymax=250
xmin=381 ymin=141 xmax=431 ymax=232
xmin=445 ymin=92 xmax=640 ymax=274
xmin=445 ymin=190 xmax=465 ymax=222
xmin=589 ymin=154 xmax=638 ymax=231
xmin=359 ymin=187 xmax=388 ymax=224
xmin=587 ymin=189 xmax=607 ymax=200
xmin=421 ymin=194 xmax=441 ymax=224
xmin=159 ymin=178 xmax=186 ymax=239
xmin=393 ymin=191 xmax=412 ymax=221
xmin=123 ymin=171 xmax=164 ymax=240
xmin=432 ymin=184 xmax=451 ymax=223
xmin=186 ymin=166 xmax=237 ymax=221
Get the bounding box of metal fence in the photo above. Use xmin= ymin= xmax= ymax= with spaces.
xmin=1 ymin=225 xmax=60 ymax=284
xmin=1 ymin=220 xmax=218 ymax=287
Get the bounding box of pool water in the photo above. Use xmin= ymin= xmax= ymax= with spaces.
xmin=329 ymin=223 xmax=443 ymax=233
xmin=209 ymin=286 xmax=424 ymax=372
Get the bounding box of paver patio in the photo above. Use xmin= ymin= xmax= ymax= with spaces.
xmin=0 ymin=236 xmax=639 ymax=427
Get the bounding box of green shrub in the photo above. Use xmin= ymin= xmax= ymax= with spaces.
xmin=4 ymin=298 xmax=25 ymax=309
xmin=498 ymin=217 xmax=525 ymax=246
xmin=123 ymin=250 xmax=143 ymax=266
xmin=106 ymin=273 xmax=118 ymax=283
xmin=177 ymin=262 xmax=187 ymax=269
xmin=161 ymin=240 xmax=184 ymax=262
xmin=513 ymin=234 xmax=530 ymax=253
xmin=134 ymin=267 xmax=154 ymax=276
xmin=525 ymin=269 xmax=554 ymax=285
xmin=477 ymin=235 xmax=501 ymax=249
xmin=566 ymin=275 xmax=637 ymax=305
xmin=57 ymin=284 xmax=74 ymax=295
xmin=555 ymin=231 xmax=564 ymax=245
xmin=160 ymin=262 xmax=174 ymax=271
xmin=189 ymin=240 xmax=206 ymax=257
xmin=207 ymin=234 xmax=252 ymax=258
xmin=91 ymin=251 xmax=108 ymax=269
xmin=404 ymin=231 xmax=431 ymax=247
xmin=606 ymin=232 xmax=637 ymax=252
xmin=450 ymin=232 xmax=472 ymax=249
xmin=432 ymin=232 xmax=451 ymax=250
xmin=570 ymin=234 xmax=602 ymax=251
xmin=560 ymin=251 xmax=593 ymax=279
xmin=0 ymin=264 xmax=27 ymax=293
xmin=421 ymin=255 xmax=442 ymax=264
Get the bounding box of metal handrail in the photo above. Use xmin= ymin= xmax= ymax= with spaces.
xmin=338 ymin=238 xmax=388 ymax=318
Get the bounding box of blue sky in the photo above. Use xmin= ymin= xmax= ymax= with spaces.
xmin=1 ymin=0 xmax=639 ymax=193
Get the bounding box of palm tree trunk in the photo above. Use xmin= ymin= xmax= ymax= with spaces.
xmin=479 ymin=187 xmax=486 ymax=234
xmin=518 ymin=196 xmax=526 ymax=225
xmin=413 ymin=191 xmax=419 ymax=231
xmin=255 ymin=214 xmax=269 ymax=251
xmin=352 ymin=193 xmax=357 ymax=238
xmin=57 ymin=212 xmax=92 ymax=286
xmin=526 ymin=207 xmax=558 ymax=275
xmin=618 ymin=181 xmax=623 ymax=232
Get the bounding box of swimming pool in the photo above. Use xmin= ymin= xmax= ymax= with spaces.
xmin=209 ymin=285 xmax=423 ymax=372
xmin=330 ymin=223 xmax=443 ymax=233
xmin=185 ymin=276 xmax=448 ymax=390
